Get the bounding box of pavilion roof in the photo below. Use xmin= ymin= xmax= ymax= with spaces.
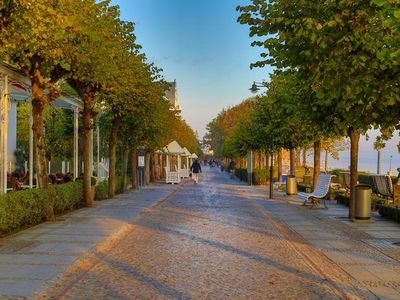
xmin=1 ymin=62 xmax=83 ymax=110
xmin=182 ymin=147 xmax=191 ymax=157
xmin=163 ymin=140 xmax=185 ymax=155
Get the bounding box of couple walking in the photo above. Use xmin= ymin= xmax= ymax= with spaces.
xmin=190 ymin=159 xmax=202 ymax=184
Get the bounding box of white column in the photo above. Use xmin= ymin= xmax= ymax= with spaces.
xmin=29 ymin=101 xmax=33 ymax=188
xmin=0 ymin=75 xmax=8 ymax=194
xmin=62 ymin=161 xmax=65 ymax=174
xmin=166 ymin=155 xmax=170 ymax=172
xmin=73 ymin=108 xmax=79 ymax=179
xmin=8 ymin=100 xmax=17 ymax=171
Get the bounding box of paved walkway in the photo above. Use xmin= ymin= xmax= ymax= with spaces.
xmin=0 ymin=184 xmax=177 ymax=299
xmin=38 ymin=168 xmax=398 ymax=300
xmin=3 ymin=168 xmax=400 ymax=299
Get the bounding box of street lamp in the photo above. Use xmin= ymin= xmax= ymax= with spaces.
xmin=249 ymin=81 xmax=265 ymax=94
xmin=248 ymin=81 xmax=274 ymax=199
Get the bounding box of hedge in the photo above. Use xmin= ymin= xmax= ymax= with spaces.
xmin=0 ymin=182 xmax=83 ymax=235
xmin=233 ymin=168 xmax=271 ymax=185
xmin=378 ymin=205 xmax=400 ymax=223
xmin=95 ymin=176 xmax=130 ymax=201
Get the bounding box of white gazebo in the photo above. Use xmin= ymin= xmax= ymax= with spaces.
xmin=0 ymin=62 xmax=88 ymax=193
xmin=162 ymin=140 xmax=185 ymax=184
xmin=180 ymin=147 xmax=192 ymax=178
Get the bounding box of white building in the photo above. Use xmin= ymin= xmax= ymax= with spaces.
xmin=164 ymin=80 xmax=182 ymax=113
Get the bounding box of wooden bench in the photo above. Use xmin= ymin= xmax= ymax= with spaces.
xmin=298 ymin=174 xmax=335 ymax=209
xmin=370 ymin=175 xmax=393 ymax=200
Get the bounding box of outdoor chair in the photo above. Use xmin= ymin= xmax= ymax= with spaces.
xmin=340 ymin=172 xmax=359 ymax=194
xmin=298 ymin=173 xmax=335 ymax=209
xmin=370 ymin=175 xmax=393 ymax=200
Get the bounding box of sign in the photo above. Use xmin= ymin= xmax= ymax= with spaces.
xmin=138 ymin=156 xmax=145 ymax=167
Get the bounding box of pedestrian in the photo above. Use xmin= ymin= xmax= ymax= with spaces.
xmin=190 ymin=159 xmax=202 ymax=184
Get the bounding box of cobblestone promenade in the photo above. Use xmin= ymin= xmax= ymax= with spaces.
xmin=2 ymin=167 xmax=400 ymax=299
xmin=40 ymin=167 xmax=400 ymax=300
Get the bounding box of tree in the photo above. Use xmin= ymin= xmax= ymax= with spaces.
xmin=64 ymin=0 xmax=137 ymax=205
xmin=238 ymin=0 xmax=399 ymax=219
xmin=321 ymin=138 xmax=349 ymax=172
xmin=1 ymin=0 xmax=74 ymax=188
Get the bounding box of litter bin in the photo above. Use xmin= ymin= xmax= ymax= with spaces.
xmin=286 ymin=175 xmax=298 ymax=195
xmin=355 ymin=184 xmax=372 ymax=221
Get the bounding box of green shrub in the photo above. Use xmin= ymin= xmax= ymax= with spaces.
xmin=379 ymin=205 xmax=400 ymax=223
xmin=0 ymin=182 xmax=83 ymax=235
xmin=297 ymin=183 xmax=313 ymax=193
xmin=252 ymin=169 xmax=270 ymax=185
xmin=95 ymin=180 xmax=108 ymax=201
xmin=95 ymin=176 xmax=131 ymax=201
xmin=50 ymin=182 xmax=83 ymax=215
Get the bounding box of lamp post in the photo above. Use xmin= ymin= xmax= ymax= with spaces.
xmin=249 ymin=81 xmax=265 ymax=94
xmin=248 ymin=81 xmax=274 ymax=198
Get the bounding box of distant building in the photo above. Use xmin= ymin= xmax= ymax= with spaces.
xmin=164 ymin=80 xmax=182 ymax=113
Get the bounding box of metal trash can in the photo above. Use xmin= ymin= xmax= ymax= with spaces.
xmin=286 ymin=175 xmax=298 ymax=195
xmin=355 ymin=184 xmax=372 ymax=221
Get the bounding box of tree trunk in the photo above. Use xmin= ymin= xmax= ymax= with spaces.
xmin=265 ymin=152 xmax=270 ymax=171
xmin=150 ymin=152 xmax=156 ymax=182
xmin=108 ymin=117 xmax=122 ymax=199
xmin=130 ymin=148 xmax=138 ymax=189
xmin=290 ymin=149 xmax=296 ymax=176
xmin=145 ymin=152 xmax=150 ymax=185
xmin=82 ymin=96 xmax=94 ymax=206
xmin=348 ymin=128 xmax=360 ymax=220
xmin=325 ymin=149 xmax=329 ymax=172
xmin=313 ymin=141 xmax=321 ymax=190
xmin=31 ymin=72 xmax=48 ymax=190
xmin=302 ymin=148 xmax=307 ymax=166
xmin=121 ymin=143 xmax=129 ymax=193
xmin=296 ymin=148 xmax=301 ymax=167
xmin=277 ymin=149 xmax=282 ymax=182
xmin=269 ymin=150 xmax=274 ymax=199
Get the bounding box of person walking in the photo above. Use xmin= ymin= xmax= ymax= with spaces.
xmin=190 ymin=159 xmax=202 ymax=184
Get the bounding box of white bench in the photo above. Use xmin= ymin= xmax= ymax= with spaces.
xmin=298 ymin=174 xmax=335 ymax=209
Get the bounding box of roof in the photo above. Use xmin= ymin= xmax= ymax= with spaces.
xmin=182 ymin=147 xmax=191 ymax=156
xmin=1 ymin=62 xmax=83 ymax=110
xmin=191 ymin=153 xmax=199 ymax=159
xmin=163 ymin=140 xmax=185 ymax=155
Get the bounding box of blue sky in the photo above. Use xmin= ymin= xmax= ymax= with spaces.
xmin=111 ymin=0 xmax=400 ymax=173
xmin=111 ymin=0 xmax=269 ymax=137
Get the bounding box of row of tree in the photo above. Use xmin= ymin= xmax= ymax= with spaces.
xmin=210 ymin=0 xmax=398 ymax=219
xmin=0 ymin=0 xmax=200 ymax=205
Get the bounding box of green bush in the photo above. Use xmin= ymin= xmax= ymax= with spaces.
xmin=95 ymin=176 xmax=130 ymax=201
xmin=0 ymin=182 xmax=83 ymax=235
xmin=50 ymin=182 xmax=83 ymax=215
xmin=297 ymin=183 xmax=313 ymax=193
xmin=379 ymin=205 xmax=400 ymax=223
xmin=95 ymin=180 xmax=109 ymax=201
xmin=252 ymin=169 xmax=270 ymax=185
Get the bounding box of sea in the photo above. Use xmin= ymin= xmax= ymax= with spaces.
xmin=315 ymin=130 xmax=400 ymax=175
